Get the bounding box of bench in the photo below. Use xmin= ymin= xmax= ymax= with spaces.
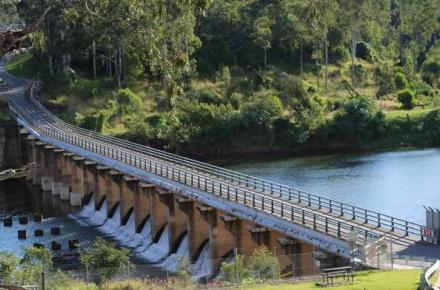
xmin=322 ymin=266 xmax=354 ymax=285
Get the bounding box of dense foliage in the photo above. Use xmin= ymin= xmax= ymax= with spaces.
xmin=5 ymin=0 xmax=440 ymax=157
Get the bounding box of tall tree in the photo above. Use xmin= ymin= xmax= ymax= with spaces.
xmin=252 ymin=16 xmax=272 ymax=72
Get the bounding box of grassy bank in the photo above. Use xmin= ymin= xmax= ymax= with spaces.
xmin=6 ymin=51 xmax=440 ymax=159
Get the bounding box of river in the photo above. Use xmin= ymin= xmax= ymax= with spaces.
xmin=227 ymin=147 xmax=440 ymax=225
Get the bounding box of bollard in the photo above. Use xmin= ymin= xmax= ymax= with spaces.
xmin=51 ymin=241 xmax=61 ymax=251
xmin=50 ymin=227 xmax=61 ymax=235
xmin=34 ymin=214 xmax=43 ymax=222
xmin=19 ymin=216 xmax=28 ymax=225
xmin=3 ymin=217 xmax=12 ymax=227
xmin=18 ymin=230 xmax=26 ymax=239
xmin=34 ymin=229 xmax=44 ymax=237
xmin=68 ymin=239 xmax=79 ymax=249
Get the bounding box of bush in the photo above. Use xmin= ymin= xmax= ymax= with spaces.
xmin=423 ymin=109 xmax=440 ymax=142
xmin=422 ymin=45 xmax=440 ymax=88
xmin=331 ymin=95 xmax=385 ymax=141
xmin=0 ymin=252 xmax=19 ymax=284
xmin=115 ymin=88 xmax=143 ymax=114
xmin=410 ymin=80 xmax=433 ymax=96
xmin=80 ymin=238 xmax=132 ymax=285
xmin=398 ymin=89 xmax=416 ymax=109
xmin=393 ymin=72 xmax=409 ymax=90
xmin=356 ymin=41 xmax=374 ymax=60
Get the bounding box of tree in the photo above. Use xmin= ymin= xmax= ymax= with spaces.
xmin=398 ymin=0 xmax=440 ymax=73
xmin=80 ymin=238 xmax=132 ymax=285
xmin=397 ymin=89 xmax=415 ymax=109
xmin=252 ymin=16 xmax=272 ymax=72
xmin=16 ymin=247 xmax=52 ymax=285
xmin=0 ymin=251 xmax=19 ymax=284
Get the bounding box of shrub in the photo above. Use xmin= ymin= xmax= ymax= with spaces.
xmin=397 ymin=89 xmax=416 ymax=109
xmin=0 ymin=252 xmax=19 ymax=284
xmin=331 ymin=95 xmax=385 ymax=141
xmin=356 ymin=41 xmax=374 ymax=60
xmin=115 ymin=88 xmax=143 ymax=114
xmin=423 ymin=109 xmax=440 ymax=142
xmin=410 ymin=80 xmax=433 ymax=96
xmin=393 ymin=72 xmax=409 ymax=90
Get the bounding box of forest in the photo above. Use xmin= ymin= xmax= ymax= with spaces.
xmin=3 ymin=0 xmax=440 ymax=158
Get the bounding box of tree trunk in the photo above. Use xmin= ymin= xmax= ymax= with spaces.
xmin=116 ymin=46 xmax=122 ymax=87
xmin=264 ymin=48 xmax=267 ymax=72
xmin=351 ymin=31 xmax=356 ymax=87
xmin=324 ymin=34 xmax=329 ymax=92
xmin=93 ymin=40 xmax=97 ymax=79
xmin=300 ymin=40 xmax=303 ymax=79
xmin=48 ymin=54 xmax=53 ymax=75
xmin=109 ymin=48 xmax=112 ymax=78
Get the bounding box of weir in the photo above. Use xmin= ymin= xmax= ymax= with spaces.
xmin=4 ymin=79 xmax=440 ymax=278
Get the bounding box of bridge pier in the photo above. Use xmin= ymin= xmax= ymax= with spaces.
xmin=107 ymin=170 xmax=123 ymax=215
xmin=40 ymin=145 xmax=54 ymax=192
xmin=135 ymin=183 xmax=153 ymax=232
xmin=179 ymin=200 xmax=210 ymax=263
xmin=93 ymin=165 xmax=110 ymax=210
xmin=60 ymin=152 xmax=74 ymax=201
xmin=158 ymin=192 xmax=188 ymax=254
xmin=120 ymin=175 xmax=138 ymax=225
xmin=51 ymin=148 xmax=64 ymax=196
xmin=83 ymin=160 xmax=96 ymax=198
xmin=28 ymin=137 xmax=41 ymax=185
xmin=148 ymin=188 xmax=169 ymax=244
xmin=70 ymin=156 xmax=85 ymax=206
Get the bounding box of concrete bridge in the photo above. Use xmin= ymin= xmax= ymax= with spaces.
xmin=1 ymin=60 xmax=439 ymax=275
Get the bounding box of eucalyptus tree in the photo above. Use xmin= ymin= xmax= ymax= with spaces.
xmin=252 ymin=16 xmax=272 ymax=72
xmin=397 ymin=0 xmax=440 ymax=73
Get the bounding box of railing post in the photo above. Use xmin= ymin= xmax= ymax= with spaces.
xmin=377 ymin=213 xmax=381 ymax=228
xmin=405 ymin=222 xmax=409 ymax=236
xmin=391 ymin=217 xmax=395 ymax=232
xmin=329 ymin=200 xmax=333 ymax=213
xmin=352 ymin=206 xmax=355 ymax=220
xmin=301 ymin=210 xmax=305 ymax=225
xmin=364 ymin=209 xmax=368 ymax=224
xmin=271 ymin=200 xmax=274 ymax=214
xmin=318 ymin=197 xmax=322 ymax=209
xmin=313 ymin=214 xmax=316 ymax=230
xmin=325 ymin=217 xmax=328 ymax=233
xmin=337 ymin=222 xmax=341 ymax=238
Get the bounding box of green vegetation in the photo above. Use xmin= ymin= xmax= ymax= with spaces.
xmin=221 ymin=247 xmax=281 ymax=285
xmin=5 ymin=51 xmax=42 ymax=79
xmin=3 ymin=0 xmax=440 ymax=158
xmin=246 ymin=270 xmax=421 ymax=290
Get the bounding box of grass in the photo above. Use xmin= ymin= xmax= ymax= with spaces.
xmin=246 ymin=270 xmax=421 ymax=290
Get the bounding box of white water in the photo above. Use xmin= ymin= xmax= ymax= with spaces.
xmin=112 ymin=211 xmax=136 ymax=245
xmin=75 ymin=195 xmax=96 ymax=219
xmin=128 ymin=219 xmax=152 ymax=249
xmin=97 ymin=205 xmax=121 ymax=235
xmin=83 ymin=200 xmax=108 ymax=226
xmin=160 ymin=234 xmax=189 ymax=273
xmin=136 ymin=225 xmax=169 ymax=263
xmin=191 ymin=242 xmax=212 ymax=281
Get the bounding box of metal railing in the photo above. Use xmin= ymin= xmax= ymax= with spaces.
xmin=8 ymin=91 xmax=427 ymax=244
xmin=26 ymin=97 xmax=426 ymax=239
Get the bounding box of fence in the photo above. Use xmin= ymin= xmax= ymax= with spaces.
xmin=1 ymin=250 xmax=354 ymax=290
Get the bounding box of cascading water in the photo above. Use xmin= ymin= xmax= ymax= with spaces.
xmin=112 ymin=212 xmax=136 ymax=245
xmin=191 ymin=242 xmax=212 ymax=281
xmin=74 ymin=195 xmax=96 ymax=219
xmin=97 ymin=205 xmax=121 ymax=235
xmin=82 ymin=200 xmax=108 ymax=226
xmin=134 ymin=220 xmax=153 ymax=252
xmin=160 ymin=234 xmax=189 ymax=273
xmin=136 ymin=225 xmax=169 ymax=263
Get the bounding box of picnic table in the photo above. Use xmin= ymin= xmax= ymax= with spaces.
xmin=322 ymin=266 xmax=354 ymax=285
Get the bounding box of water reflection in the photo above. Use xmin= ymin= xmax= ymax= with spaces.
xmin=227 ymin=148 xmax=440 ymax=225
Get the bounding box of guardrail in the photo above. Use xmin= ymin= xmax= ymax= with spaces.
xmin=420 ymin=260 xmax=440 ymax=290
xmin=9 ymin=95 xmax=389 ymax=246
xmin=8 ymin=88 xmax=429 ymax=244
xmin=22 ymin=91 xmax=428 ymax=241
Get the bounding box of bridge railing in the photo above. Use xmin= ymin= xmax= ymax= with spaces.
xmin=9 ymin=97 xmax=388 ymax=246
xmin=23 ymin=95 xmax=427 ymax=241
xmin=10 ymin=93 xmax=427 ymax=241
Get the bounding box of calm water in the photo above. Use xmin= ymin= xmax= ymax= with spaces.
xmin=227 ymin=148 xmax=440 ymax=225
xmin=0 ymin=180 xmax=101 ymax=257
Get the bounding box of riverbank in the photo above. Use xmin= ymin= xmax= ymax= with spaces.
xmin=6 ymin=51 xmax=440 ymax=162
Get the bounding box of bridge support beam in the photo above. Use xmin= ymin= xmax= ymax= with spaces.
xmin=41 ymin=145 xmax=55 ymax=192
xmin=121 ymin=176 xmax=138 ymax=225
xmin=107 ymin=170 xmax=123 ymax=216
xmin=83 ymin=160 xmax=96 ymax=198
xmin=179 ymin=200 xmax=209 ymax=262
xmin=135 ymin=183 xmax=153 ymax=232
xmin=158 ymin=192 xmax=188 ymax=254
xmin=51 ymin=148 xmax=64 ymax=196
xmin=60 ymin=152 xmax=74 ymax=201
xmin=204 ymin=210 xmax=234 ymax=273
xmin=148 ymin=188 xmax=169 ymax=244
xmin=70 ymin=156 xmax=85 ymax=206
xmin=93 ymin=165 xmax=110 ymax=210
xmin=28 ymin=137 xmax=41 ymax=185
